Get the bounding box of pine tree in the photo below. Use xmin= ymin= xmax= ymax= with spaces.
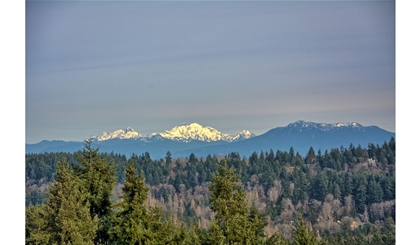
xmin=208 ymin=160 xmax=268 ymax=244
xmin=355 ymin=174 xmax=368 ymax=213
xmin=305 ymin=147 xmax=316 ymax=164
xmin=282 ymin=179 xmax=292 ymax=200
xmin=72 ymin=141 xmax=117 ymax=245
xmin=182 ymin=222 xmax=204 ymax=245
xmin=26 ymin=159 xmax=98 ymax=245
xmin=165 ymin=151 xmax=172 ymax=166
xmin=344 ymin=172 xmax=354 ymax=198
xmin=368 ymin=175 xmax=383 ymax=204
xmin=333 ymin=183 xmax=342 ymax=201
xmin=25 ymin=204 xmax=50 ymax=244
xmin=110 ymin=161 xmax=185 ymax=244
xmin=265 ymin=231 xmax=289 ymax=245
xmin=312 ymin=173 xmax=328 ymax=201
xmin=247 ymin=204 xmax=269 ymax=244
xmin=109 ymin=162 xmax=150 ymax=244
xmin=292 ymin=216 xmax=318 ymax=245
xmin=382 ymin=217 xmax=396 ymax=244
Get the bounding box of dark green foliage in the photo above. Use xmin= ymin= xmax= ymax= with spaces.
xmin=292 ymin=216 xmax=319 ymax=245
xmin=72 ymin=141 xmax=117 ymax=245
xmin=355 ymin=173 xmax=368 ymax=213
xmin=26 ymin=159 xmax=98 ymax=245
xmin=207 ymin=160 xmax=268 ymax=244
xmin=109 ymin=161 xmax=186 ymax=244
xmin=165 ymin=151 xmax=172 ymax=166
xmin=367 ymin=175 xmax=383 ymax=204
xmin=26 ymin=138 xmax=396 ymax=244
xmin=174 ymin=171 xmax=183 ymax=192
xmin=26 ymin=204 xmax=50 ymax=244
xmin=343 ymin=172 xmax=354 ymax=199
xmin=266 ymin=231 xmax=289 ymax=245
xmin=305 ymin=147 xmax=316 ymax=165
xmin=282 ymin=178 xmax=292 ymax=200
xmin=291 ymin=168 xmax=309 ymax=205
xmin=158 ymin=186 xmax=169 ymax=202
xmin=26 ymin=151 xmax=78 ymax=181
xmin=248 ymin=204 xmax=269 ymax=242
xmin=312 ymin=173 xmax=328 ymax=201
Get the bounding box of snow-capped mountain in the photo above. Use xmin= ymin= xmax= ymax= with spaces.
xmin=90 ymin=127 xmax=142 ymax=141
xmin=159 ymin=123 xmax=255 ymax=142
xmin=286 ymin=120 xmax=363 ymax=132
xmin=90 ymin=123 xmax=255 ymax=143
xmin=171 ymin=120 xmax=395 ymax=158
xmin=27 ymin=120 xmax=395 ymax=159
xmin=231 ymin=130 xmax=255 ymax=141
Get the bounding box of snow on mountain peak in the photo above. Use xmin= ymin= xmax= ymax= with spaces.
xmin=288 ymin=121 xmax=363 ymax=131
xmin=91 ymin=127 xmax=142 ymax=141
xmin=90 ymin=123 xmax=255 ymax=143
xmin=159 ymin=123 xmax=231 ymax=142
xmin=333 ymin=122 xmax=361 ymax=127
xmin=232 ymin=130 xmax=256 ymax=141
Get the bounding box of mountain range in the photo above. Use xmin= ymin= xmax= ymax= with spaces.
xmin=26 ymin=121 xmax=395 ymax=159
xmin=89 ymin=122 xmax=255 ymax=143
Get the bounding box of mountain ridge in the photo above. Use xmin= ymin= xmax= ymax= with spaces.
xmin=89 ymin=122 xmax=255 ymax=143
xmin=26 ymin=121 xmax=395 ymax=159
xmin=169 ymin=121 xmax=394 ymax=158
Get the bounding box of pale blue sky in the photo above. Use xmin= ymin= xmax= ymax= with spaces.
xmin=5 ymin=1 xmax=418 ymax=242
xmin=25 ymin=1 xmax=395 ymax=143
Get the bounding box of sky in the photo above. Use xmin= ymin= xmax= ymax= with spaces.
xmin=25 ymin=0 xmax=396 ymax=144
xmin=3 ymin=1 xmax=420 ymax=242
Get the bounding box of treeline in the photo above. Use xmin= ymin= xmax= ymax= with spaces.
xmin=26 ymin=138 xmax=395 ymax=244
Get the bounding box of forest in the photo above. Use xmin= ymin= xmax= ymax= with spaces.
xmin=26 ymin=138 xmax=395 ymax=244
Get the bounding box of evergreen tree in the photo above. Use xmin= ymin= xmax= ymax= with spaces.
xmin=183 ymin=223 xmax=203 ymax=245
xmin=188 ymin=152 xmax=199 ymax=165
xmin=292 ymin=169 xmax=308 ymax=205
xmin=25 ymin=204 xmax=50 ymax=244
xmin=305 ymin=147 xmax=316 ymax=165
xmin=26 ymin=159 xmax=98 ymax=245
xmin=282 ymin=179 xmax=292 ymax=200
xmin=174 ymin=171 xmax=183 ymax=192
xmin=343 ymin=172 xmax=354 ymax=199
xmin=292 ymin=216 xmax=318 ymax=245
xmin=382 ymin=170 xmax=395 ymax=200
xmin=367 ymin=175 xmax=383 ymax=204
xmin=165 ymin=151 xmax=172 ymax=166
xmin=381 ymin=217 xmax=396 ymax=244
xmin=332 ymin=183 xmax=342 ymax=201
xmin=312 ymin=173 xmax=328 ymax=201
xmin=265 ymin=231 xmax=289 ymax=245
xmin=110 ymin=161 xmax=185 ymax=244
xmin=72 ymin=141 xmax=117 ymax=245
xmin=247 ymin=204 xmax=269 ymax=244
xmin=208 ymin=160 xmax=267 ymax=244
xmin=289 ymin=147 xmax=295 ymax=161
xmin=355 ymin=174 xmax=368 ymax=213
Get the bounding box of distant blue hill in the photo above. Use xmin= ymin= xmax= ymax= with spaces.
xmin=26 ymin=137 xmax=228 ymax=159
xmin=25 ymin=140 xmax=86 ymax=154
xmin=26 ymin=121 xmax=395 ymax=159
xmin=173 ymin=121 xmax=395 ymax=158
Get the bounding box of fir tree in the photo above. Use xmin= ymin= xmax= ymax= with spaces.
xmin=355 ymin=174 xmax=368 ymax=213
xmin=312 ymin=173 xmax=328 ymax=201
xmin=25 ymin=204 xmax=50 ymax=244
xmin=208 ymin=160 xmax=268 ymax=244
xmin=110 ymin=161 xmax=185 ymax=244
xmin=26 ymin=159 xmax=98 ymax=245
xmin=72 ymin=141 xmax=117 ymax=245
xmin=292 ymin=216 xmax=319 ymax=245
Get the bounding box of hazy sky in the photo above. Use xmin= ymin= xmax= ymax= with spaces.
xmin=25 ymin=1 xmax=395 ymax=144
